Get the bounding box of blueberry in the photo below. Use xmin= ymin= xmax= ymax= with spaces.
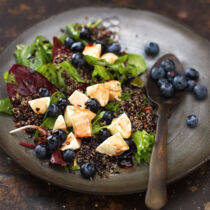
xmin=166 ymin=70 xmax=178 ymax=82
xmin=57 ymin=98 xmax=69 ymax=112
xmin=46 ymin=135 xmax=60 ymax=153
xmin=95 ymin=40 xmax=107 ymax=54
xmin=157 ymin=78 xmax=168 ymax=87
xmin=184 ymin=68 xmax=200 ymax=80
xmin=71 ymin=52 xmax=86 ymax=68
xmin=47 ymin=104 xmax=61 ymax=117
xmin=98 ymin=128 xmax=111 ymax=142
xmin=62 ymin=149 xmax=76 ymax=162
xmin=161 ymin=58 xmax=176 ymax=72
xmin=71 ymin=42 xmax=84 ymax=52
xmin=80 ymin=27 xmax=91 ymax=41
xmin=38 ymin=88 xmax=49 ymax=97
xmin=173 ymin=76 xmax=187 ymax=90
xmin=160 ymin=82 xmax=175 ymax=98
xmin=151 ymin=66 xmax=165 ymax=80
xmin=144 ymin=42 xmax=159 ymax=57
xmin=103 ymin=111 xmax=115 ymax=124
xmin=124 ymin=138 xmax=133 ymax=148
xmin=193 ymin=84 xmax=208 ymax=100
xmin=80 ymin=163 xmax=96 ymax=179
xmin=53 ymin=129 xmax=67 ymax=144
xmin=64 ymin=37 xmax=75 ymax=49
xmin=35 ymin=145 xmax=47 ymax=159
xmin=186 ymin=80 xmax=196 ymax=92
xmin=186 ymin=115 xmax=198 ymax=128
xmin=85 ymin=98 xmax=100 ymax=113
xmin=107 ymin=43 xmax=121 ymax=54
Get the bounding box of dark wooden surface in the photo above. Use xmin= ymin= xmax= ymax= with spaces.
xmin=0 ymin=0 xmax=210 ymax=209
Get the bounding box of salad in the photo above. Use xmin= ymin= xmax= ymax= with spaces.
xmin=0 ymin=19 xmax=157 ymax=179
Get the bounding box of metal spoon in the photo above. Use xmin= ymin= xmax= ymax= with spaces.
xmin=145 ymin=54 xmax=185 ymax=209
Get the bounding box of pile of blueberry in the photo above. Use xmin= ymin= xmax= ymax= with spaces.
xmin=64 ymin=26 xmax=121 ymax=68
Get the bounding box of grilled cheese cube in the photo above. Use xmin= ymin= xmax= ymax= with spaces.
xmin=101 ymin=52 xmax=118 ymax=64
xmin=53 ymin=115 xmax=67 ymax=132
xmin=83 ymin=44 xmax=101 ymax=58
xmin=86 ymin=84 xmax=109 ymax=107
xmin=64 ymin=105 xmax=96 ymax=127
xmin=108 ymin=113 xmax=131 ymax=138
xmin=60 ymin=132 xmax=81 ymax=151
xmin=68 ymin=90 xmax=89 ymax=108
xmin=28 ymin=97 xmax=50 ymax=114
xmin=96 ymin=132 xmax=129 ymax=156
xmin=104 ymin=80 xmax=122 ymax=101
xmin=71 ymin=112 xmax=92 ymax=138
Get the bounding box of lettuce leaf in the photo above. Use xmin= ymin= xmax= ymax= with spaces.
xmin=14 ymin=36 xmax=52 ymax=69
xmin=0 ymin=97 xmax=13 ymax=115
xmin=92 ymin=111 xmax=108 ymax=134
xmin=104 ymin=101 xmax=120 ymax=112
xmin=87 ymin=19 xmax=103 ymax=28
xmin=132 ymin=130 xmax=155 ymax=164
xmin=66 ymin=23 xmax=87 ymax=45
xmin=92 ymin=65 xmax=112 ymax=82
xmin=36 ymin=61 xmax=84 ymax=90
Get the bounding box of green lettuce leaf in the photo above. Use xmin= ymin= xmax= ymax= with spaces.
xmin=36 ymin=61 xmax=84 ymax=90
xmin=58 ymin=34 xmax=68 ymax=43
xmin=0 ymin=97 xmax=13 ymax=115
xmin=132 ymin=130 xmax=155 ymax=164
xmin=3 ymin=72 xmax=17 ymax=85
xmin=87 ymin=19 xmax=103 ymax=28
xmin=120 ymin=92 xmax=131 ymax=100
xmin=14 ymin=36 xmax=52 ymax=69
xmin=66 ymin=23 xmax=87 ymax=45
xmin=92 ymin=65 xmax=112 ymax=82
xmin=104 ymin=101 xmax=120 ymax=112
xmin=92 ymin=111 xmax=108 ymax=134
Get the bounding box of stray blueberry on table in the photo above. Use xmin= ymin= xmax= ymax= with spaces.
xmin=166 ymin=70 xmax=178 ymax=82
xmin=71 ymin=42 xmax=84 ymax=52
xmin=161 ymin=58 xmax=176 ymax=72
xmin=184 ymin=68 xmax=200 ymax=80
xmin=85 ymin=98 xmax=101 ymax=113
xmin=160 ymin=82 xmax=175 ymax=98
xmin=80 ymin=27 xmax=91 ymax=40
xmin=64 ymin=36 xmax=75 ymax=49
xmin=107 ymin=43 xmax=121 ymax=54
xmin=62 ymin=149 xmax=76 ymax=162
xmin=80 ymin=163 xmax=96 ymax=179
xmin=157 ymin=78 xmax=168 ymax=87
xmin=38 ymin=88 xmax=49 ymax=97
xmin=173 ymin=76 xmax=187 ymax=90
xmin=151 ymin=66 xmax=165 ymax=80
xmin=71 ymin=52 xmax=86 ymax=68
xmin=103 ymin=111 xmax=115 ymax=124
xmin=47 ymin=104 xmax=61 ymax=117
xmin=35 ymin=145 xmax=47 ymax=159
xmin=53 ymin=129 xmax=67 ymax=144
xmin=186 ymin=115 xmax=198 ymax=128
xmin=186 ymin=80 xmax=197 ymax=92
xmin=99 ymin=128 xmax=111 ymax=142
xmin=193 ymin=84 xmax=208 ymax=100
xmin=144 ymin=42 xmax=160 ymax=57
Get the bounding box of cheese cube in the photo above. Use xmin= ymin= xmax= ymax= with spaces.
xmin=108 ymin=113 xmax=131 ymax=138
xmin=68 ymin=90 xmax=89 ymax=108
xmin=104 ymin=80 xmax=122 ymax=101
xmin=101 ymin=52 xmax=118 ymax=64
xmin=83 ymin=44 xmax=101 ymax=58
xmin=60 ymin=132 xmax=81 ymax=151
xmin=96 ymin=132 xmax=129 ymax=156
xmin=71 ymin=112 xmax=92 ymax=138
xmin=28 ymin=97 xmax=50 ymax=114
xmin=64 ymin=105 xmax=96 ymax=127
xmin=86 ymin=84 xmax=109 ymax=107
xmin=53 ymin=115 xmax=67 ymax=132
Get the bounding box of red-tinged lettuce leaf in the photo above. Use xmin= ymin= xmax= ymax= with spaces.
xmin=50 ymin=150 xmax=67 ymax=166
xmin=7 ymin=64 xmax=58 ymax=103
xmin=52 ymin=37 xmax=71 ymax=62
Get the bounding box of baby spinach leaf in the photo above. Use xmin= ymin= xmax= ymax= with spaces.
xmin=66 ymin=23 xmax=87 ymax=45
xmin=120 ymin=92 xmax=131 ymax=100
xmin=87 ymin=19 xmax=103 ymax=28
xmin=0 ymin=97 xmax=13 ymax=115
xmin=92 ymin=111 xmax=108 ymax=134
xmin=40 ymin=117 xmax=56 ymax=129
xmin=92 ymin=65 xmax=112 ymax=82
xmin=132 ymin=130 xmax=155 ymax=164
xmin=104 ymin=102 xmax=120 ymax=112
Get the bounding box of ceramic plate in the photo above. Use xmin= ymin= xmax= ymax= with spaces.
xmin=0 ymin=7 xmax=209 ymax=195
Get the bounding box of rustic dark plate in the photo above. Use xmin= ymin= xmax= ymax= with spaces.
xmin=0 ymin=7 xmax=209 ymax=195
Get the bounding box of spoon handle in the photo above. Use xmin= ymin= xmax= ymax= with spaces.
xmin=145 ymin=105 xmax=169 ymax=210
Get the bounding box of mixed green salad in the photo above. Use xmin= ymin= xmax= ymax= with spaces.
xmin=0 ymin=19 xmax=156 ymax=179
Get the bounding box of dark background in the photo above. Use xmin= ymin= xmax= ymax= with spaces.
xmin=0 ymin=0 xmax=210 ymax=209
